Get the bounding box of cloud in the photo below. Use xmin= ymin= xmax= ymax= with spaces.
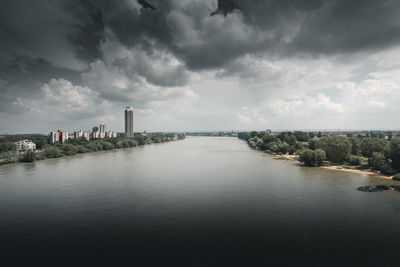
xmin=1 ymin=0 xmax=400 ymax=132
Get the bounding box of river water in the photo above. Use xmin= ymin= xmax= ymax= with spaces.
xmin=0 ymin=137 xmax=400 ymax=266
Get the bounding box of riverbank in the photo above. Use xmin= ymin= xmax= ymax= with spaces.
xmin=0 ymin=135 xmax=185 ymax=168
xmin=269 ymin=151 xmax=394 ymax=180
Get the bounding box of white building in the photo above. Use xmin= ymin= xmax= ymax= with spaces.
xmin=83 ymin=131 xmax=90 ymax=141
xmin=100 ymin=123 xmax=106 ymax=133
xmin=74 ymin=130 xmax=83 ymax=139
xmin=99 ymin=131 xmax=105 ymax=139
xmin=61 ymin=132 xmax=68 ymax=143
xmin=92 ymin=131 xmax=100 ymax=139
xmin=15 ymin=140 xmax=36 ymax=151
xmin=50 ymin=132 xmax=58 ymax=143
xmin=112 ymin=132 xmax=118 ymax=138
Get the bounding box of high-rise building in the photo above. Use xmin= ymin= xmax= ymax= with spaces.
xmin=100 ymin=123 xmax=106 ymax=133
xmin=125 ymin=106 xmax=134 ymax=138
xmin=50 ymin=130 xmax=68 ymax=143
xmin=50 ymin=132 xmax=58 ymax=143
xmin=58 ymin=130 xmax=62 ymax=142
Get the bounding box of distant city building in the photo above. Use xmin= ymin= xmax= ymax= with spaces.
xmin=92 ymin=126 xmax=99 ymax=133
xmin=99 ymin=131 xmax=105 ymax=139
xmin=15 ymin=140 xmax=36 ymax=151
xmin=112 ymin=132 xmax=118 ymax=138
xmin=106 ymin=131 xmax=116 ymax=138
xmin=125 ymin=106 xmax=134 ymax=138
xmin=92 ymin=131 xmax=100 ymax=139
xmin=61 ymin=131 xmax=68 ymax=143
xmin=50 ymin=130 xmax=68 ymax=143
xmin=266 ymin=129 xmax=272 ymax=134
xmin=74 ymin=130 xmax=83 ymax=139
xmin=100 ymin=123 xmax=106 ymax=133
xmin=50 ymin=131 xmax=58 ymax=143
xmin=83 ymin=131 xmax=90 ymax=141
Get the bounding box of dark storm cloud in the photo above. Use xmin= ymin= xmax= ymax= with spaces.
xmin=137 ymin=0 xmax=157 ymax=11
xmin=95 ymin=0 xmax=400 ymax=71
xmin=64 ymin=0 xmax=105 ymax=62
xmin=1 ymin=0 xmax=400 ymax=113
xmin=211 ymin=0 xmax=238 ymax=16
xmin=0 ymin=0 xmax=104 ymax=117
xmin=2 ymin=0 xmax=400 ymax=79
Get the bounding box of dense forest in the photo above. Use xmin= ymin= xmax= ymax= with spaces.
xmin=239 ymin=131 xmax=400 ymax=178
xmin=0 ymin=133 xmax=185 ymax=165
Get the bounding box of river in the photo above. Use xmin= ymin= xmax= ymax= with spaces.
xmin=0 ymin=137 xmax=400 ymax=266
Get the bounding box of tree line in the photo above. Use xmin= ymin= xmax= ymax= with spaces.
xmin=0 ymin=133 xmax=185 ymax=165
xmin=238 ymin=131 xmax=400 ymax=176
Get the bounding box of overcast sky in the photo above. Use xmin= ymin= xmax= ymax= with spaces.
xmin=1 ymin=0 xmax=400 ymax=133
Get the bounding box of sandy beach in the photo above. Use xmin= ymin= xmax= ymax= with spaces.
xmin=270 ymin=152 xmax=394 ymax=180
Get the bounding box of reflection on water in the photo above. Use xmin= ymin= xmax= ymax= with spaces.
xmin=0 ymin=137 xmax=400 ymax=266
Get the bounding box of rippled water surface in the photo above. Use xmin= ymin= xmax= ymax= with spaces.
xmin=1 ymin=137 xmax=400 ymax=266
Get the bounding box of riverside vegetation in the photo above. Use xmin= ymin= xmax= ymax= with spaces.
xmin=0 ymin=133 xmax=185 ymax=165
xmin=238 ymin=131 xmax=400 ymax=178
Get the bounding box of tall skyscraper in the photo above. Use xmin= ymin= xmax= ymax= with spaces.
xmin=125 ymin=106 xmax=134 ymax=138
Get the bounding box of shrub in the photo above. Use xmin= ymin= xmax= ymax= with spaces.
xmin=62 ymin=144 xmax=78 ymax=156
xmin=75 ymin=145 xmax=87 ymax=153
xmin=393 ymin=173 xmax=400 ymax=181
xmin=44 ymin=146 xmax=62 ymax=158
xmin=347 ymin=155 xmax=368 ymax=166
xmin=20 ymin=150 xmax=36 ymax=162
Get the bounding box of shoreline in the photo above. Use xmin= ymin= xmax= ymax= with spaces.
xmin=0 ymin=139 xmax=183 ymax=169
xmin=267 ymin=150 xmax=394 ymax=180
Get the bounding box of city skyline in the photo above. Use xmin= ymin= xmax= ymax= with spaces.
xmin=1 ymin=1 xmax=400 ymax=133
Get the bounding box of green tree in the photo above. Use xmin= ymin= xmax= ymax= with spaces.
xmin=266 ymin=142 xmax=280 ymax=153
xmin=136 ymin=136 xmax=145 ymax=146
xmin=44 ymin=146 xmax=62 ymax=158
xmin=360 ymin=138 xmax=389 ymax=164
xmin=293 ymin=131 xmax=309 ymax=142
xmin=349 ymin=137 xmax=361 ymax=155
xmin=20 ymin=150 xmax=36 ymax=162
xmin=257 ymin=131 xmax=267 ymax=138
xmin=298 ymin=149 xmax=326 ymax=167
xmin=62 ymin=144 xmax=78 ymax=156
xmin=319 ymin=135 xmax=352 ymax=163
xmin=308 ymin=139 xmax=320 ymax=150
xmin=371 ymin=152 xmax=395 ymax=175
xmin=261 ymin=134 xmax=276 ymax=144
xmin=389 ymin=139 xmax=400 ymax=171
xmin=277 ymin=142 xmax=289 ymax=154
xmin=250 ymin=131 xmax=258 ymax=138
